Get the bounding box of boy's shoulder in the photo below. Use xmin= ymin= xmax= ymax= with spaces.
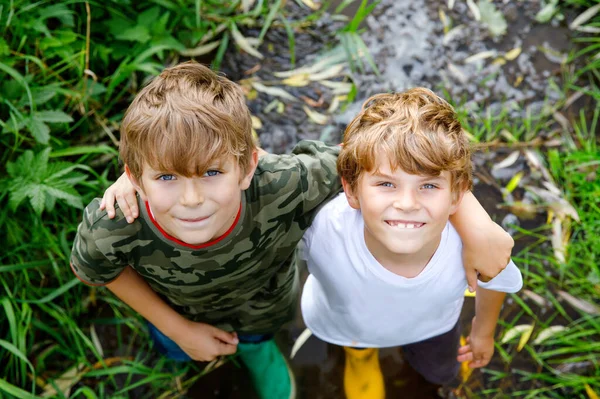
xmin=78 ymin=197 xmax=144 ymax=241
xmin=256 ymin=140 xmax=339 ymax=172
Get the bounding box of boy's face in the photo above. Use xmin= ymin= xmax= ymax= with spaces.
xmin=343 ymin=155 xmax=463 ymax=265
xmin=127 ymin=152 xmax=257 ymax=245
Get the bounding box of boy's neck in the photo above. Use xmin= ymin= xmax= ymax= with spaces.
xmin=364 ymin=232 xmax=443 ymax=278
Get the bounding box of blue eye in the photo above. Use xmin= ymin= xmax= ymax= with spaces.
xmin=422 ymin=184 xmax=437 ymax=189
xmin=158 ymin=174 xmax=176 ymax=181
xmin=204 ymin=170 xmax=220 ymax=177
xmin=379 ymin=182 xmax=394 ymax=188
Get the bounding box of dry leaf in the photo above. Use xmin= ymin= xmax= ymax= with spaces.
xmin=180 ymin=41 xmax=221 ymax=57
xmin=309 ymin=64 xmax=345 ymax=81
xmin=517 ymin=324 xmax=535 ymax=352
xmin=526 ymin=186 xmax=580 ymax=222
xmin=291 ymin=328 xmax=313 ymax=359
xmin=558 ymin=291 xmax=600 ymax=315
xmin=447 ymin=63 xmax=468 ymax=84
xmin=575 ymin=25 xmax=600 ymax=33
xmin=303 ymin=106 xmax=329 ymax=125
xmin=514 ymin=75 xmax=524 ymax=87
xmin=500 ymin=324 xmax=533 ymax=344
xmin=505 ymin=171 xmax=524 ymax=194
xmin=492 ymin=151 xmax=520 ymax=171
xmin=42 ymin=363 xmax=87 ymax=397
xmin=569 ymin=3 xmax=600 ymax=29
xmin=448 ymin=0 xmax=456 ymax=10
xmin=504 ymin=47 xmax=522 ymax=61
xmin=551 ymin=217 xmax=566 ymax=263
xmin=465 ymin=50 xmax=497 ymax=64
xmin=466 ymin=0 xmax=481 ymax=20
xmin=522 ymin=290 xmax=548 ymax=307
xmin=301 ymin=0 xmax=321 ymax=10
xmin=443 ymin=25 xmax=465 ymax=45
xmin=90 ymin=324 xmax=103 ymax=358
xmin=459 ymin=335 xmax=473 ymax=382
xmin=439 ymin=9 xmax=450 ymax=33
xmin=320 ymin=80 xmax=353 ymax=95
xmin=251 ymin=82 xmax=297 ymax=102
xmin=231 ymin=25 xmax=263 ymax=59
xmin=251 ymin=115 xmax=262 ymax=129
xmin=532 ymin=325 xmax=567 ymax=345
xmin=585 ymin=383 xmax=600 ymax=399
xmin=492 ymin=57 xmax=507 ymax=66
xmin=282 ymin=73 xmax=310 ymax=87
xmin=327 ymin=96 xmax=341 ymax=113
xmin=503 ymin=201 xmax=539 ymax=220
xmin=553 ymin=111 xmax=571 ymax=132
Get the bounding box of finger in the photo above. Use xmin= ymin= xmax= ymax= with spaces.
xmin=100 ymin=198 xmax=106 ymax=210
xmin=116 ymin=194 xmax=132 ymax=222
xmin=468 ymin=359 xmax=485 ymax=368
xmin=457 ymin=352 xmax=473 ymax=363
xmin=213 ymin=328 xmax=239 ymax=345
xmin=102 ymin=192 xmax=117 ymax=218
xmin=125 ymin=194 xmax=139 ymax=220
xmin=465 ymin=270 xmax=478 ymax=293
xmin=457 ymin=345 xmax=471 ymax=354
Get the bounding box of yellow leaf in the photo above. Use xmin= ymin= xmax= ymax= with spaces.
xmin=301 ymin=0 xmax=321 ymax=10
xmin=251 ymin=115 xmax=263 ymax=129
xmin=303 ymin=106 xmax=328 ymax=125
xmin=517 ymin=324 xmax=534 ymax=352
xmin=585 ymin=383 xmax=600 ymax=399
xmin=282 ymin=73 xmax=310 ymax=87
xmin=504 ymin=47 xmax=522 ymax=61
xmin=492 ymin=57 xmax=506 ymax=66
xmin=459 ymin=335 xmax=473 ymax=382
xmin=439 ymin=9 xmax=450 ymax=33
xmin=505 ymin=171 xmax=524 ymax=193
xmin=514 ymin=75 xmax=524 ymax=87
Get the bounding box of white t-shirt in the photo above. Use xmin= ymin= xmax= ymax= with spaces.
xmin=300 ymin=194 xmax=523 ymax=348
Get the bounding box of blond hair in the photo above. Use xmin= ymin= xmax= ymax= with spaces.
xmin=120 ymin=61 xmax=255 ymax=181
xmin=338 ymin=88 xmax=472 ymax=201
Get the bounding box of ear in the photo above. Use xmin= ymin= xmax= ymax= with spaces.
xmin=341 ymin=177 xmax=361 ymax=210
xmin=449 ymin=190 xmax=465 ymax=215
xmin=239 ymin=149 xmax=259 ymax=190
xmin=125 ymin=164 xmax=147 ymax=201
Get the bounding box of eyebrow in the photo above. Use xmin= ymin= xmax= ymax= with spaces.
xmin=370 ymin=172 xmax=448 ymax=182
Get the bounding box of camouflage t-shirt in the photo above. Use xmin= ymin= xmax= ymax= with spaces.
xmin=71 ymin=140 xmax=341 ymax=334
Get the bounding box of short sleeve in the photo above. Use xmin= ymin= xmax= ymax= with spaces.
xmin=291 ymin=141 xmax=342 ymax=223
xmin=478 ymin=260 xmax=523 ymax=293
xmin=70 ymin=198 xmax=130 ymax=285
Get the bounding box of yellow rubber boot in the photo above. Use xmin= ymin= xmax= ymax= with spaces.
xmin=343 ymin=347 xmax=385 ymax=399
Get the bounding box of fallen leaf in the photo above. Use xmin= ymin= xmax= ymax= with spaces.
xmin=478 ymin=0 xmax=508 ymax=37
xmin=300 ymin=0 xmax=321 ymax=10
xmin=532 ymin=325 xmax=568 ymax=345
xmin=320 ymin=80 xmax=353 ymax=95
xmin=443 ymin=25 xmax=465 ymax=45
xmin=514 ymin=75 xmax=524 ymax=87
xmin=504 ymin=47 xmax=522 ymax=61
xmin=251 ymin=115 xmax=262 ymax=129
xmin=439 ymin=9 xmax=450 ymax=33
xmin=459 ymin=335 xmax=473 ymax=382
xmin=585 ymin=383 xmax=600 ymax=399
xmin=447 ymin=63 xmax=469 ymax=84
xmin=303 ymin=106 xmax=329 ymax=125
xmin=90 ymin=324 xmax=103 ymax=358
xmin=465 ymin=50 xmax=497 ymax=63
xmin=42 ymin=363 xmax=87 ymax=397
xmin=282 ymin=73 xmax=310 ymax=87
xmin=466 ymin=0 xmax=481 ymax=21
xmin=492 ymin=151 xmax=520 ymax=171
xmin=557 ymin=291 xmax=600 ymax=315
xmin=522 ymin=290 xmax=548 ymax=307
xmin=551 ymin=217 xmax=566 ymax=263
xmin=503 ymin=201 xmax=539 ymax=220
xmin=517 ymin=324 xmax=535 ymax=352
xmin=291 ymin=328 xmax=313 ymax=359
xmin=179 ymin=41 xmax=221 ymax=57
xmin=263 ymin=99 xmax=281 ymax=113
xmin=448 ymin=0 xmax=456 ymax=10
xmin=505 ymin=171 xmax=524 ymax=194
xmin=231 ymin=24 xmax=263 ymax=59
xmin=575 ymin=25 xmax=600 ymax=33
xmin=300 ymin=95 xmax=324 ymax=108
xmin=536 ymin=0 xmax=559 ymax=23
xmin=500 ymin=324 xmax=533 ymax=344
xmin=251 ymin=82 xmax=297 ymax=102
xmin=569 ymin=3 xmax=600 ymax=29
xmin=526 ymin=185 xmax=580 ymax=222
xmin=309 ymin=64 xmax=345 ymax=81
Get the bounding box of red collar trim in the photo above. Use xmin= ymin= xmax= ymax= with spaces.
xmin=145 ymin=201 xmax=241 ymax=249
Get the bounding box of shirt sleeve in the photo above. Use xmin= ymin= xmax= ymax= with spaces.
xmin=70 ymin=198 xmax=130 ymax=286
xmin=477 ymin=260 xmax=523 ymax=293
xmin=291 ymin=140 xmax=342 ymax=224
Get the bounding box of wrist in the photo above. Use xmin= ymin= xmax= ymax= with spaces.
xmin=158 ymin=314 xmax=192 ymax=341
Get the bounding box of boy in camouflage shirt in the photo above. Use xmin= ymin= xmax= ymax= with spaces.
xmin=72 ymin=61 xmax=513 ymax=399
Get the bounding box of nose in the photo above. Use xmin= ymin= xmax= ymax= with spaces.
xmin=392 ymin=188 xmax=421 ymax=212
xmin=180 ymin=179 xmax=204 ymax=206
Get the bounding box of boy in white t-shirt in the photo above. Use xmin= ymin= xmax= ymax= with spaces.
xmin=300 ymin=88 xmax=523 ymax=398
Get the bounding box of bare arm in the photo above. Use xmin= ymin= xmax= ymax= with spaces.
xmin=457 ymin=286 xmax=506 ymax=368
xmin=449 ymin=191 xmax=514 ymax=291
xmin=106 ymin=266 xmax=238 ymax=360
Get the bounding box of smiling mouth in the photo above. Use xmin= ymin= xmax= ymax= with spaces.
xmin=179 ymin=216 xmax=210 ymax=223
xmin=385 ymin=221 xmax=425 ymax=229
